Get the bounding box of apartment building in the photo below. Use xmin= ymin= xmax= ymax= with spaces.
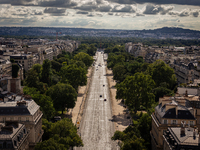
xmin=163 ymin=126 xmax=200 ymax=150
xmin=151 ymin=96 xmax=196 ymax=150
xmin=10 ymin=54 xmax=34 ymax=71
xmin=0 ymin=58 xmax=12 ymax=76
xmin=0 ymin=122 xmax=29 ymax=150
xmin=0 ymin=93 xmax=43 ymax=150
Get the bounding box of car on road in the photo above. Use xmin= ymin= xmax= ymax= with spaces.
xmin=100 ymin=95 xmax=102 ymax=97
xmin=104 ymin=99 xmax=106 ymax=101
xmin=103 ymin=85 xmax=105 ymax=87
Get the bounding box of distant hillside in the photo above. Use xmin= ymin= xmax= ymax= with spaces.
xmin=0 ymin=27 xmax=200 ymax=39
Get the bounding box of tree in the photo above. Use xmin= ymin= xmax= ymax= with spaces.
xmin=35 ymin=138 xmax=66 ymax=150
xmin=50 ymin=118 xmax=83 ymax=148
xmin=12 ymin=64 xmax=19 ymax=78
xmin=112 ymin=126 xmax=146 ymax=150
xmin=138 ymin=113 xmax=152 ymax=149
xmin=32 ymin=64 xmax=42 ymax=75
xmin=46 ymin=83 xmax=77 ymax=114
xmin=87 ymin=44 xmax=97 ymax=56
xmin=51 ymin=60 xmax=62 ymax=72
xmin=116 ymin=73 xmax=155 ymax=114
xmin=146 ymin=60 xmax=176 ymax=89
xmin=41 ymin=59 xmax=52 ymax=85
xmin=25 ymin=69 xmax=40 ymax=88
xmin=73 ymin=52 xmax=93 ymax=68
xmin=32 ymin=94 xmax=55 ymax=120
xmin=60 ymin=64 xmax=87 ymax=90
xmin=113 ymin=64 xmax=127 ymax=83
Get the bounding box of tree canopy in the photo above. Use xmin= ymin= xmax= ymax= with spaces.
xmin=46 ymin=83 xmax=77 ymax=114
xmin=73 ymin=52 xmax=93 ymax=68
xmin=116 ymin=73 xmax=155 ymax=114
xmin=60 ymin=64 xmax=87 ymax=90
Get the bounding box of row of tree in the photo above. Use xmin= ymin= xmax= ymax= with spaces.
xmin=22 ymin=44 xmax=96 ymax=149
xmin=105 ymin=45 xmax=177 ymax=150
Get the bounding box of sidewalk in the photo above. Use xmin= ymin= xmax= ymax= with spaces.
xmin=106 ymin=69 xmax=130 ymax=131
xmin=66 ymin=67 xmax=93 ymax=125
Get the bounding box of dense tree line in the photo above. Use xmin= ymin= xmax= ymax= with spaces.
xmin=106 ymin=45 xmax=177 ymax=150
xmin=22 ymin=44 xmax=96 ymax=149
xmin=2 ymin=35 xmax=200 ymax=48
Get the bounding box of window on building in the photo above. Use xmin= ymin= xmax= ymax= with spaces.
xmin=18 ymin=117 xmax=21 ymax=121
xmin=164 ymin=120 xmax=167 ymax=124
xmin=26 ymin=117 xmax=29 ymax=121
xmin=10 ymin=117 xmax=13 ymax=121
xmin=190 ymin=121 xmax=193 ymax=125
xmin=172 ymin=120 xmax=176 ymax=124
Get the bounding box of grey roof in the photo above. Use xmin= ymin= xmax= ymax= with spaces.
xmin=0 ymin=95 xmax=40 ymax=115
xmin=155 ymin=101 xmax=195 ymax=120
xmin=0 ymin=123 xmax=24 ymax=140
xmin=170 ymin=127 xmax=199 ymax=146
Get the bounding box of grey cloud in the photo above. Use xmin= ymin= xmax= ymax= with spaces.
xmin=105 ymin=0 xmax=200 ymax=6
xmin=111 ymin=5 xmax=136 ymax=13
xmin=168 ymin=9 xmax=199 ymax=17
xmin=76 ymin=11 xmax=89 ymax=14
xmin=136 ymin=13 xmax=144 ymax=16
xmin=97 ymin=5 xmax=112 ymax=12
xmin=38 ymin=0 xmax=77 ymax=8
xmin=179 ymin=10 xmax=190 ymax=17
xmin=191 ymin=11 xmax=199 ymax=17
xmin=87 ymin=13 xmax=103 ymax=17
xmin=34 ymin=11 xmax=43 ymax=15
xmin=143 ymin=4 xmax=174 ymax=15
xmin=96 ymin=0 xmax=103 ymax=4
xmin=75 ymin=3 xmax=98 ymax=11
xmin=108 ymin=12 xmax=114 ymax=15
xmin=44 ymin=7 xmax=66 ymax=16
xmin=0 ymin=0 xmax=35 ymax=5
xmin=87 ymin=13 xmax=95 ymax=17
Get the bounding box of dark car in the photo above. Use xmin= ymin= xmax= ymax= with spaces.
xmin=100 ymin=95 xmax=102 ymax=97
xmin=104 ymin=99 xmax=106 ymax=101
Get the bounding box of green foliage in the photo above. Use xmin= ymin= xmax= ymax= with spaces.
xmin=35 ymin=138 xmax=66 ymax=150
xmin=23 ymin=86 xmax=55 ymax=120
xmin=51 ymin=60 xmax=62 ymax=72
xmin=146 ymin=60 xmax=176 ymax=89
xmin=12 ymin=64 xmax=19 ymax=78
xmin=46 ymin=83 xmax=77 ymax=114
xmin=116 ymin=73 xmax=155 ymax=114
xmin=41 ymin=59 xmax=52 ymax=85
xmin=87 ymin=44 xmax=97 ymax=56
xmin=23 ymin=86 xmax=40 ymax=95
xmin=73 ymin=52 xmax=93 ymax=68
xmin=60 ymin=64 xmax=87 ymax=90
xmin=112 ymin=113 xmax=151 ymax=150
xmin=39 ymin=118 xmax=83 ymax=150
xmin=32 ymin=94 xmax=55 ymax=120
xmin=50 ymin=118 xmax=83 ymax=148
xmin=25 ymin=69 xmax=40 ymax=88
xmin=32 ymin=63 xmax=42 ymax=75
xmin=113 ymin=64 xmax=127 ymax=83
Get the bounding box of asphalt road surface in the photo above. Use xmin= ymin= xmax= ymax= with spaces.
xmin=76 ymin=51 xmax=117 ymax=150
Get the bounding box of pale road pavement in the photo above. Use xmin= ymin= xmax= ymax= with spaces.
xmin=76 ymin=51 xmax=117 ymax=150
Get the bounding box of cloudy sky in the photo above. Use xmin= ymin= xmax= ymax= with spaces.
xmin=0 ymin=0 xmax=200 ymax=30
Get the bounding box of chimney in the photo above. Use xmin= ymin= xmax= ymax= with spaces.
xmin=193 ymin=128 xmax=196 ymax=139
xmin=176 ymin=106 xmax=178 ymax=116
xmin=181 ymin=121 xmax=185 ymax=136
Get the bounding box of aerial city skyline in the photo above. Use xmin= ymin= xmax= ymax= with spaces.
xmin=0 ymin=0 xmax=200 ymax=30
